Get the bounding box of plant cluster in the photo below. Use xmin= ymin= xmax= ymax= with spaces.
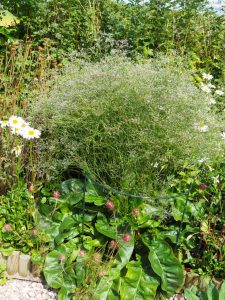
xmin=39 ymin=177 xmax=185 ymax=300
xmin=31 ymin=55 xmax=224 ymax=194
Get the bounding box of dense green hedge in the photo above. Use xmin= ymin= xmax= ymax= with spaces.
xmin=1 ymin=1 xmax=225 ymax=81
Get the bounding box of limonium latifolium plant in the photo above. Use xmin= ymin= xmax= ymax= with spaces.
xmin=31 ymin=55 xmax=225 ymax=194
xmin=0 ymin=115 xmax=41 ymax=192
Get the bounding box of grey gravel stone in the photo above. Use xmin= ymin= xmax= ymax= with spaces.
xmin=0 ymin=279 xmax=57 ymax=300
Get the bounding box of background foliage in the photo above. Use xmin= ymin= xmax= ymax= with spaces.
xmin=1 ymin=0 xmax=225 ymax=81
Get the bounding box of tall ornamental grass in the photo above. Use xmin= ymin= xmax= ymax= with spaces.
xmin=31 ymin=55 xmax=224 ymax=194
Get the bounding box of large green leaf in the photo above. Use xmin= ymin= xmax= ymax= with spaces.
xmin=95 ymin=212 xmax=117 ymax=239
xmin=219 ymin=281 xmax=225 ymax=300
xmin=44 ymin=248 xmax=66 ymax=288
xmin=137 ymin=204 xmax=161 ymax=228
xmin=93 ymin=234 xmax=134 ymax=299
xmin=44 ymin=245 xmax=77 ymax=289
xmin=120 ymin=260 xmax=159 ymax=300
xmin=142 ymin=235 xmax=184 ymax=297
xmin=200 ymin=283 xmax=219 ymax=300
xmin=54 ymin=216 xmax=80 ymax=244
xmin=59 ymin=178 xmax=105 ymax=206
xmin=85 ymin=179 xmax=105 ymax=206
xmin=60 ymin=179 xmax=84 ymax=206
xmin=107 ymin=277 xmax=122 ymax=300
xmin=110 ymin=234 xmax=135 ymax=278
xmin=58 ymin=287 xmax=72 ymax=300
xmin=184 ymin=289 xmax=200 ymax=300
xmin=0 ymin=10 xmax=19 ymax=27
xmin=93 ymin=276 xmax=115 ymax=300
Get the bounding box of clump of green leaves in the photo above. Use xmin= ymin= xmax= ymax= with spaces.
xmin=40 ymin=177 xmax=184 ymax=300
xmin=31 ymin=55 xmax=224 ymax=194
xmin=0 ymin=182 xmax=47 ymax=254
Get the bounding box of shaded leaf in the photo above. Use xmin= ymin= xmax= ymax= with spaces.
xmin=184 ymin=288 xmax=199 ymax=300
xmin=219 ymin=282 xmax=225 ymax=300
xmin=95 ymin=212 xmax=117 ymax=239
xmin=120 ymin=260 xmax=159 ymax=300
xmin=142 ymin=235 xmax=184 ymax=297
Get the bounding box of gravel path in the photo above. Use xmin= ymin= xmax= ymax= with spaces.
xmin=0 ymin=279 xmax=57 ymax=300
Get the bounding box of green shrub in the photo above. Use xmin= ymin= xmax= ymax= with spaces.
xmin=31 ymin=55 xmax=224 ymax=194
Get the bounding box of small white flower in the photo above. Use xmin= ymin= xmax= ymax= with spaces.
xmin=0 ymin=120 xmax=9 ymax=128
xmin=197 ymin=157 xmax=209 ymax=163
xmin=207 ymin=83 xmax=215 ymax=89
xmin=8 ymin=116 xmax=23 ymax=128
xmin=11 ymin=127 xmax=23 ymax=135
xmin=198 ymin=125 xmax=209 ymax=132
xmin=11 ymin=145 xmax=22 ymax=157
xmin=200 ymin=83 xmax=211 ymax=94
xmin=221 ymin=132 xmax=225 ymax=140
xmin=215 ymin=90 xmax=224 ymax=96
xmin=212 ymin=175 xmax=220 ymax=185
xmin=208 ymin=98 xmax=216 ymax=105
xmin=202 ymin=73 xmax=213 ymax=80
xmin=22 ymin=127 xmax=41 ymax=139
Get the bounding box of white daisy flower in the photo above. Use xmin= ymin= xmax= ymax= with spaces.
xmin=215 ymin=90 xmax=224 ymax=96
xmin=8 ymin=116 xmax=23 ymax=128
xmin=11 ymin=145 xmax=22 ymax=157
xmin=200 ymin=83 xmax=211 ymax=94
xmin=22 ymin=127 xmax=41 ymax=139
xmin=202 ymin=73 xmax=213 ymax=80
xmin=11 ymin=127 xmax=22 ymax=135
xmin=0 ymin=120 xmax=9 ymax=128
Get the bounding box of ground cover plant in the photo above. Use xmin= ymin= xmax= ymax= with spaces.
xmin=40 ymin=177 xmax=185 ymax=299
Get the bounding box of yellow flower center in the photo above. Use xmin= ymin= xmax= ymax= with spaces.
xmin=12 ymin=119 xmax=18 ymax=124
xmin=28 ymin=130 xmax=35 ymax=136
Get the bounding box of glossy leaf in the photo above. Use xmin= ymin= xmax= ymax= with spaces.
xmin=54 ymin=216 xmax=80 ymax=244
xmin=60 ymin=179 xmax=84 ymax=206
xmin=94 ymin=234 xmax=134 ymax=299
xmin=93 ymin=276 xmax=114 ymax=300
xmin=44 ymin=245 xmax=77 ymax=289
xmin=184 ymin=289 xmax=199 ymax=300
xmin=58 ymin=287 xmax=72 ymax=300
xmin=110 ymin=234 xmax=134 ymax=278
xmin=85 ymin=179 xmax=105 ymax=206
xmin=142 ymin=235 xmax=184 ymax=297
xmin=219 ymin=282 xmax=225 ymax=300
xmin=200 ymin=283 xmax=219 ymax=300
xmin=44 ymin=249 xmax=66 ymax=288
xmin=120 ymin=260 xmax=159 ymax=300
xmin=107 ymin=277 xmax=122 ymax=300
xmin=95 ymin=212 xmax=117 ymax=239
